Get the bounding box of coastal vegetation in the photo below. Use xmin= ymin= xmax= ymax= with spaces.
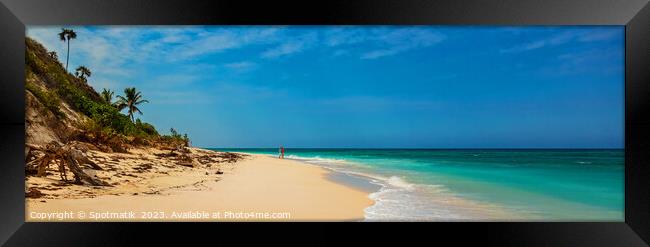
xmin=25 ymin=30 xmax=206 ymax=187
xmin=74 ymin=65 xmax=91 ymax=81
xmin=26 ymin=34 xmax=186 ymax=145
xmin=47 ymin=51 xmax=57 ymax=60
xmin=25 ymin=79 xmax=64 ymax=118
xmin=115 ymin=87 xmax=149 ymax=123
xmin=100 ymin=88 xmax=114 ymax=104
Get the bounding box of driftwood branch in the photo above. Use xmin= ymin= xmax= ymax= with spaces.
xmin=26 ymin=142 xmax=108 ymax=186
xmin=70 ymin=149 xmax=103 ymax=170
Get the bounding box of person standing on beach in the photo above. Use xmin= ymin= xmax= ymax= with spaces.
xmin=279 ymin=146 xmax=285 ymax=159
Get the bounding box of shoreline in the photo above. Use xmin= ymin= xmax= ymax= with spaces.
xmin=264 ymin=151 xmax=623 ymax=221
xmin=239 ymin=151 xmax=541 ymax=221
xmin=26 ymin=149 xmax=374 ymax=222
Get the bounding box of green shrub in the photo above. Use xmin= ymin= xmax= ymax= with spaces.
xmin=158 ymin=127 xmax=190 ymax=147
xmin=135 ymin=119 xmax=159 ymax=136
xmin=52 ymin=71 xmax=150 ymax=137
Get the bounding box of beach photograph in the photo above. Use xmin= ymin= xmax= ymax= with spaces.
xmin=24 ymin=26 xmax=624 ymax=222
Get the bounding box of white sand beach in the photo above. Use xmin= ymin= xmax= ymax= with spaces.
xmin=26 ymin=150 xmax=373 ymax=221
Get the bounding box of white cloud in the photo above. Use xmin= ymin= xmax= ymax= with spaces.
xmin=536 ymin=48 xmax=623 ymax=76
xmin=500 ymin=28 xmax=621 ymax=53
xmin=24 ymin=26 xmax=455 ymax=117
xmin=500 ymin=31 xmax=573 ymax=53
xmin=28 ymin=26 xmax=151 ymax=78
xmin=577 ymin=29 xmax=620 ymax=42
xmin=172 ymin=31 xmax=240 ymax=60
xmin=261 ymin=42 xmax=303 ymax=58
xmin=324 ymin=28 xmax=366 ymax=47
xmin=28 ymin=26 xmax=450 ymax=75
xmin=171 ymin=27 xmax=284 ymax=61
xmin=360 ymin=28 xmax=446 ymax=59
xmin=261 ymin=32 xmax=318 ymax=59
xmin=361 ymin=49 xmax=402 ymax=59
xmin=332 ymin=49 xmax=350 ymax=57
xmin=27 ymin=26 xmax=285 ymax=77
xmin=224 ymin=61 xmax=257 ymax=72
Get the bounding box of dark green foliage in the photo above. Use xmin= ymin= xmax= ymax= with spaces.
xmin=183 ymin=133 xmax=190 ymax=146
xmin=160 ymin=127 xmax=191 ymax=146
xmin=57 ymin=75 xmax=157 ymax=138
xmin=100 ymin=88 xmax=114 ymax=104
xmin=75 ymin=66 xmax=91 ymax=81
xmin=169 ymin=128 xmax=180 ymax=138
xmin=115 ymin=87 xmax=149 ymax=122
xmin=135 ymin=119 xmax=159 ymax=136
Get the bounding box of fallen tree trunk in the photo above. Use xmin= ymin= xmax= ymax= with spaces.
xmin=26 ymin=142 xmax=109 ymax=186
xmin=63 ymin=153 xmax=106 ymax=186
xmin=70 ymin=149 xmax=102 ymax=170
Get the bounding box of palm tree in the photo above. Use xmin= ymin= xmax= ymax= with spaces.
xmin=58 ymin=28 xmax=77 ymax=72
xmin=100 ymin=88 xmax=114 ymax=104
xmin=75 ymin=66 xmax=91 ymax=81
xmin=48 ymin=51 xmax=58 ymax=60
xmin=115 ymin=87 xmax=149 ymax=122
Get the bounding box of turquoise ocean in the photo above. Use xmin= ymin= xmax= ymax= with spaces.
xmin=209 ymin=148 xmax=623 ymax=221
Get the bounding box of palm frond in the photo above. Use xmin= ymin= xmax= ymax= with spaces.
xmin=58 ymin=29 xmax=66 ymax=41
xmin=135 ymin=107 xmax=143 ymax=115
xmin=115 ymin=95 xmax=127 ymax=102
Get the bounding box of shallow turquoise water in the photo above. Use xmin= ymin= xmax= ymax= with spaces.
xmin=210 ymin=148 xmax=624 ymax=221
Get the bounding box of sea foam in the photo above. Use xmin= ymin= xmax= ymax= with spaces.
xmin=283 ymin=154 xmax=475 ymax=221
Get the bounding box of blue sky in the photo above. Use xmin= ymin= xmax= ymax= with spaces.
xmin=27 ymin=26 xmax=624 ymax=148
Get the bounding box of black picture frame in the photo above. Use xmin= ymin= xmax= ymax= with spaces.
xmin=0 ymin=0 xmax=648 ymax=246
